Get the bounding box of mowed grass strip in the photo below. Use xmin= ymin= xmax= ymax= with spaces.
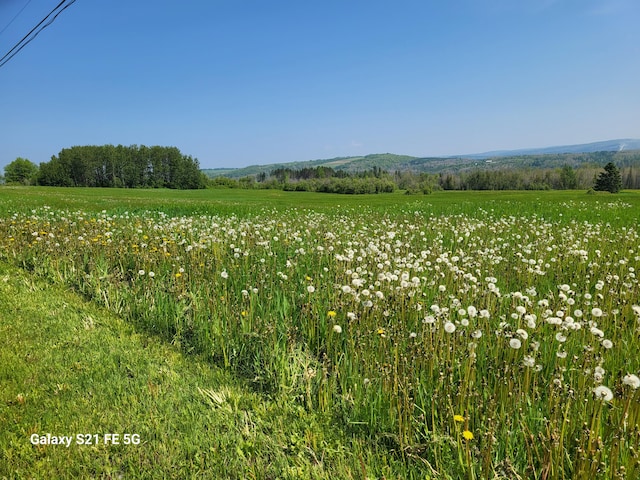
xmin=0 ymin=262 xmax=407 ymax=480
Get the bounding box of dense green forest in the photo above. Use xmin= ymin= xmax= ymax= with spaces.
xmin=4 ymin=147 xmax=640 ymax=193
xmin=207 ymin=162 xmax=639 ymax=193
xmin=36 ymin=145 xmax=206 ymax=189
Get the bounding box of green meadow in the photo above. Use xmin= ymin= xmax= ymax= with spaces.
xmin=1 ymin=186 xmax=640 ymax=479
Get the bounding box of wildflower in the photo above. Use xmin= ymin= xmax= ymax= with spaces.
xmin=307 ymin=285 xmax=315 ymax=293
xmin=221 ymin=271 xmax=229 ymax=279
xmin=138 ymin=270 xmax=145 ymax=276
xmin=454 ymin=415 xmax=465 ymax=423
xmin=593 ymin=385 xmax=613 ymax=402
xmin=591 ymin=307 xmax=603 ymax=318
xmin=509 ymin=338 xmax=522 ymax=349
xmin=601 ymin=339 xmax=613 ymax=349
xmin=327 ymin=311 xmax=337 ymax=318
xmin=462 ymin=430 xmax=474 ymax=441
xmin=622 ymin=374 xmax=640 ymax=389
xmin=376 ymin=328 xmax=385 ymax=335
xmin=333 ymin=325 xmax=342 ymax=334
xmin=444 ymin=322 xmax=456 ymax=333
xmin=175 ymin=272 xmax=182 ymax=279
xmin=148 ymin=271 xmax=155 ymax=278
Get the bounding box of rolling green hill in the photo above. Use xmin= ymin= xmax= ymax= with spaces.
xmin=203 ymin=149 xmax=640 ymax=179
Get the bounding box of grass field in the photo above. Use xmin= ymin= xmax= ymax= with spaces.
xmin=1 ymin=186 xmax=639 ymax=479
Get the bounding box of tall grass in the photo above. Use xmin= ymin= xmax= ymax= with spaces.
xmin=1 ymin=188 xmax=639 ymax=478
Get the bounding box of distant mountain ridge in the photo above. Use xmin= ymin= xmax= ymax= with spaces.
xmin=457 ymin=139 xmax=640 ymax=159
xmin=202 ymin=139 xmax=640 ymax=178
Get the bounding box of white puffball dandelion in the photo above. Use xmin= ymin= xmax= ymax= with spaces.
xmin=444 ymin=321 xmax=456 ymax=333
xmin=307 ymin=285 xmax=315 ymax=293
xmin=509 ymin=338 xmax=522 ymax=349
xmin=622 ymin=374 xmax=640 ymax=389
xmin=591 ymin=307 xmax=603 ymax=318
xmin=593 ymin=385 xmax=613 ymax=401
xmin=333 ymin=325 xmax=342 ymax=334
xmin=601 ymin=339 xmax=613 ymax=349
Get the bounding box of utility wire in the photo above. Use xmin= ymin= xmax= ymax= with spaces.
xmin=0 ymin=0 xmax=77 ymax=69
xmin=0 ymin=0 xmax=34 ymax=36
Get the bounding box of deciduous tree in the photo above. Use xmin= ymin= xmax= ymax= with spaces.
xmin=4 ymin=157 xmax=38 ymax=185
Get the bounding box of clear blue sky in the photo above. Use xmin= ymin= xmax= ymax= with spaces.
xmin=1 ymin=0 xmax=639 ymax=170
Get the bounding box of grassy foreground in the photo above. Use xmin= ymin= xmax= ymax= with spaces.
xmin=0 ymin=261 xmax=409 ymax=479
xmin=1 ymin=187 xmax=640 ymax=479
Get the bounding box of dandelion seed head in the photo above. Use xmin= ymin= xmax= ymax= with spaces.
xmin=593 ymin=385 xmax=613 ymax=401
xmin=509 ymin=338 xmax=521 ymax=349
xmin=623 ymin=374 xmax=640 ymax=389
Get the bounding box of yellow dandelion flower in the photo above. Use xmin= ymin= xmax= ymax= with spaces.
xmin=377 ymin=328 xmax=385 ymax=335
xmin=454 ymin=415 xmax=465 ymax=423
xmin=327 ymin=311 xmax=337 ymax=318
xmin=175 ymin=272 xmax=182 ymax=278
xmin=462 ymin=430 xmax=474 ymax=441
xmin=241 ymin=311 xmax=248 ymax=317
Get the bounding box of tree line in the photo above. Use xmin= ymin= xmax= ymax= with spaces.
xmin=3 ymin=151 xmax=634 ymax=194
xmin=208 ymin=162 xmax=632 ymax=193
xmin=2 ymin=145 xmax=206 ymax=189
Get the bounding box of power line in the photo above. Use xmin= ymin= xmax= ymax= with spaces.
xmin=0 ymin=0 xmax=77 ymax=69
xmin=0 ymin=0 xmax=34 ymax=36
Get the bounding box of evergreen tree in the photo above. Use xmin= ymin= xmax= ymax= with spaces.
xmin=593 ymin=162 xmax=622 ymax=193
